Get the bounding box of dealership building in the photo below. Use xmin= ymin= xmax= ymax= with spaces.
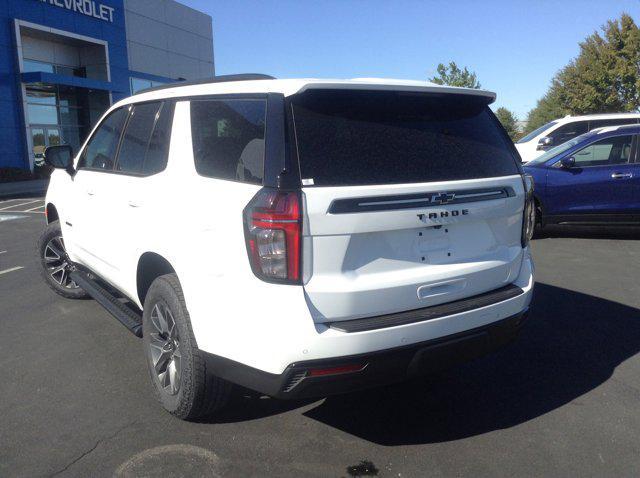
xmin=0 ymin=0 xmax=214 ymax=171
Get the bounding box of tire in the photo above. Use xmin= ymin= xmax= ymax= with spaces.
xmin=533 ymin=201 xmax=545 ymax=238
xmin=142 ymin=273 xmax=231 ymax=420
xmin=37 ymin=221 xmax=88 ymax=299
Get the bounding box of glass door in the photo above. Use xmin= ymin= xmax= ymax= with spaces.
xmin=31 ymin=127 xmax=45 ymax=166
xmin=31 ymin=126 xmax=62 ymax=166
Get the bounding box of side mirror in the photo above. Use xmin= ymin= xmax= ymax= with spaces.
xmin=536 ymin=136 xmax=553 ymax=151
xmin=44 ymin=145 xmax=75 ymax=176
xmin=560 ymin=156 xmax=576 ymax=169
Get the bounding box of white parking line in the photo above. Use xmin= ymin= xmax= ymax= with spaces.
xmin=0 ymin=251 xmax=6 ymax=254
xmin=0 ymin=198 xmax=37 ymax=205
xmin=0 ymin=215 xmax=28 ymax=222
xmin=0 ymin=266 xmax=24 ymax=275
xmin=0 ymin=210 xmax=44 ymax=215
xmin=0 ymin=199 xmax=41 ymax=211
xmin=24 ymin=204 xmax=45 ymax=212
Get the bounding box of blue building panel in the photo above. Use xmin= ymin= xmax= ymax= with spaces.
xmin=0 ymin=20 xmax=13 ymax=49
xmin=7 ymin=1 xmax=46 ymax=24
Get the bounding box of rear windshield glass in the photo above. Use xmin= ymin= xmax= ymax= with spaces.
xmin=290 ymin=90 xmax=519 ymax=186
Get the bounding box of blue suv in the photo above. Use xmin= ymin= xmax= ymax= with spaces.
xmin=524 ymin=124 xmax=640 ymax=226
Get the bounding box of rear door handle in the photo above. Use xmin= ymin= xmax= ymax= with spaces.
xmin=611 ymin=172 xmax=633 ymax=179
xmin=86 ymin=190 xmax=95 ymax=196
xmin=128 ymin=200 xmax=142 ymax=208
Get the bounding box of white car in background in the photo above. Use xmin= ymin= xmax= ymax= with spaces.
xmin=515 ymin=113 xmax=640 ymax=163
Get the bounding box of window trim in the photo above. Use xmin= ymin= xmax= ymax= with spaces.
xmin=631 ymin=135 xmax=640 ymax=164
xmin=189 ymin=95 xmax=270 ymax=185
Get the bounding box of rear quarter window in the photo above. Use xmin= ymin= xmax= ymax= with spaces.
xmin=290 ymin=90 xmax=520 ymax=187
xmin=190 ymin=99 xmax=267 ymax=185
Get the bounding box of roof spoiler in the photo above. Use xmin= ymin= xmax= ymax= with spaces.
xmin=295 ymin=82 xmax=496 ymax=104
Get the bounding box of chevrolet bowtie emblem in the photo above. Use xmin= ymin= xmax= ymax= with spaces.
xmin=430 ymin=192 xmax=456 ymax=205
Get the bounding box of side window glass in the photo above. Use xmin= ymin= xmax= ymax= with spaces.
xmin=79 ymin=108 xmax=128 ymax=171
xmin=143 ymin=102 xmax=174 ymax=175
xmin=589 ymin=118 xmax=638 ymax=129
xmin=572 ymin=135 xmax=633 ymax=167
xmin=549 ymin=121 xmax=588 ymax=145
xmin=116 ymin=102 xmax=162 ymax=174
xmin=190 ymin=99 xmax=266 ymax=184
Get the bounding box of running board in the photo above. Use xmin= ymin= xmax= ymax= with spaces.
xmin=69 ymin=270 xmax=143 ymax=337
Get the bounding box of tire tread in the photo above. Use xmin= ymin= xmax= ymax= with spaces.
xmin=144 ymin=273 xmax=231 ymax=420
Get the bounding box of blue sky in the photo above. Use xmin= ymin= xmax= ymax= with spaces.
xmin=182 ymin=0 xmax=639 ymax=120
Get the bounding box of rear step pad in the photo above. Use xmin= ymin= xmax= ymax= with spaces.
xmin=69 ymin=270 xmax=143 ymax=337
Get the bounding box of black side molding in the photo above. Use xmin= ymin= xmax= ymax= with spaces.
xmin=326 ymin=284 xmax=524 ymax=333
xmin=69 ymin=270 xmax=143 ymax=337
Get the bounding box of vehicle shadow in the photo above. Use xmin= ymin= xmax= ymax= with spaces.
xmin=534 ymin=225 xmax=640 ymax=240
xmin=301 ymin=282 xmax=640 ymax=445
xmin=206 ymin=392 xmax=318 ymax=424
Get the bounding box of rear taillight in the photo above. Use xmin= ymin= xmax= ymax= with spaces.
xmin=521 ymin=174 xmax=535 ymax=247
xmin=243 ymin=188 xmax=302 ymax=284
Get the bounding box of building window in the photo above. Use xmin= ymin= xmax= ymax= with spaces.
xmin=25 ymin=84 xmax=110 ymax=161
xmin=23 ymin=58 xmax=85 ymax=78
xmin=130 ymin=77 xmax=166 ymax=95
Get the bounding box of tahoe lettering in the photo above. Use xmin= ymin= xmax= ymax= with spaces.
xmin=417 ymin=209 xmax=469 ymax=221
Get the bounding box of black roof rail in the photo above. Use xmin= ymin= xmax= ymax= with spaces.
xmin=136 ymin=74 xmax=276 ymax=95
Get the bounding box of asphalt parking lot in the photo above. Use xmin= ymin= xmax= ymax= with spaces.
xmin=1 ymin=198 xmax=639 ymax=477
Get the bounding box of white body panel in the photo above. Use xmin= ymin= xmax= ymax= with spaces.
xmin=301 ymin=176 xmax=525 ymax=322
xmin=45 ymin=78 xmax=534 ymax=377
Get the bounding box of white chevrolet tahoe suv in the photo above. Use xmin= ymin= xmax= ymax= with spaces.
xmin=39 ymin=75 xmax=535 ymax=420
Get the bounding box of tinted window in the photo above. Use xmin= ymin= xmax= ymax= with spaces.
xmin=117 ymin=103 xmax=161 ymax=174
xmin=589 ymin=118 xmax=638 ymax=130
xmin=144 ymin=102 xmax=174 ymax=175
xmin=516 ymin=121 xmax=558 ymax=143
xmin=291 ymin=90 xmax=519 ymax=186
xmin=572 ymin=135 xmax=633 ymax=167
xmin=80 ymin=107 xmax=128 ymax=170
xmin=190 ymin=99 xmax=266 ymax=184
xmin=114 ymin=102 xmax=173 ymax=175
xmin=548 ymin=121 xmax=588 ymax=146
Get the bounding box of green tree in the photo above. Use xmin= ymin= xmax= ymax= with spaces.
xmin=430 ymin=61 xmax=481 ymax=89
xmin=494 ymin=107 xmax=519 ymax=140
xmin=524 ymin=13 xmax=640 ymax=133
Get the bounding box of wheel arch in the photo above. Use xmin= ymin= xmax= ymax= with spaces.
xmin=136 ymin=252 xmax=176 ymax=306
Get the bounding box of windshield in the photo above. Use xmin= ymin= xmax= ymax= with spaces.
xmin=290 ymin=89 xmax=520 ymax=187
xmin=526 ymin=132 xmax=593 ymax=165
xmin=516 ymin=121 xmax=558 ymax=143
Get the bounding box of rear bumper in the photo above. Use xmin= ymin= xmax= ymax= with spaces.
xmin=191 ymin=249 xmax=534 ymax=376
xmin=201 ymin=310 xmax=529 ymax=400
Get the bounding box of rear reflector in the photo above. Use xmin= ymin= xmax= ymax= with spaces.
xmin=307 ymin=363 xmax=367 ymax=377
xmin=281 ymin=363 xmax=368 ymax=393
